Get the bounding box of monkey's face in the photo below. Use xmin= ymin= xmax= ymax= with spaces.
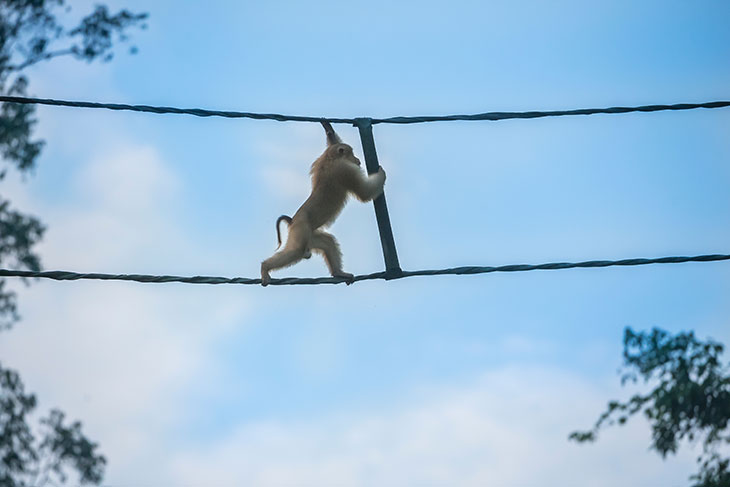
xmin=335 ymin=144 xmax=361 ymax=166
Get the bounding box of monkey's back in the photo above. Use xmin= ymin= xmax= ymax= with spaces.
xmin=293 ymin=159 xmax=348 ymax=229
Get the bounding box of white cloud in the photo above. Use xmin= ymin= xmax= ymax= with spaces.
xmin=0 ymin=128 xmax=250 ymax=482
xmin=167 ymin=366 xmax=696 ymax=487
xmin=35 ymin=144 xmax=186 ymax=270
xmin=5 ymin=280 xmax=247 ymax=477
xmin=77 ymin=145 xmax=179 ymax=213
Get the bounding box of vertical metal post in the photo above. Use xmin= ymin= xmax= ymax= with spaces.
xmin=354 ymin=118 xmax=402 ymax=277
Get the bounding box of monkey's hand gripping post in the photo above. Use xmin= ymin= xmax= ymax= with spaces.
xmin=354 ymin=118 xmax=403 ymax=279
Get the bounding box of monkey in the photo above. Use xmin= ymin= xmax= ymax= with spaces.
xmin=260 ymin=121 xmax=386 ymax=286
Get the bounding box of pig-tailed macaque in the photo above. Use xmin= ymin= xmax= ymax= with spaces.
xmin=260 ymin=121 xmax=386 ymax=286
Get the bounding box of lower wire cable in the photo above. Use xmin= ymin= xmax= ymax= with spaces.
xmin=0 ymin=253 xmax=727 ymax=286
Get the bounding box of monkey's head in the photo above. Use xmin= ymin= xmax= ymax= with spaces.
xmin=319 ymin=121 xmax=361 ymax=166
xmin=329 ymin=143 xmax=361 ymax=166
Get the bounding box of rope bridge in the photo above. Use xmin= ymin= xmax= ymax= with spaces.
xmin=1 ymin=95 xmax=728 ymax=286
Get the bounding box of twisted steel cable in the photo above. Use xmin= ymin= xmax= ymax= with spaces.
xmin=1 ymin=96 xmax=728 ymax=125
xmin=1 ymin=254 xmax=727 ymax=286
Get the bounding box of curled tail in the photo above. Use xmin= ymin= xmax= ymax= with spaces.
xmin=275 ymin=215 xmax=293 ymax=248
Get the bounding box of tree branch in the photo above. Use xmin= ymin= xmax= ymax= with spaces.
xmin=7 ymin=48 xmax=77 ymax=73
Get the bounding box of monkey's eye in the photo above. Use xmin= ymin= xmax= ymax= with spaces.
xmin=338 ymin=147 xmax=346 ymax=155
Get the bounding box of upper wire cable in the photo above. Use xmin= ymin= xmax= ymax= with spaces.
xmin=1 ymin=96 xmax=728 ymax=124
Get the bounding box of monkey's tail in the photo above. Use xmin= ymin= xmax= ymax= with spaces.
xmin=275 ymin=215 xmax=293 ymax=248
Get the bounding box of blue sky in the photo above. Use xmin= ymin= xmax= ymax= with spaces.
xmin=1 ymin=0 xmax=729 ymax=485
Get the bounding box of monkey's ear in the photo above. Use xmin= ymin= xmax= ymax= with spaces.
xmin=321 ymin=120 xmax=342 ymax=146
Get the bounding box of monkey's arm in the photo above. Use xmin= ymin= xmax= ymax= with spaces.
xmin=320 ymin=120 xmax=342 ymax=146
xmin=343 ymin=165 xmax=386 ymax=202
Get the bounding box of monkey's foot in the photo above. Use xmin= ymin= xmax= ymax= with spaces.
xmin=334 ymin=272 xmax=355 ymax=285
xmin=261 ymin=273 xmax=271 ymax=287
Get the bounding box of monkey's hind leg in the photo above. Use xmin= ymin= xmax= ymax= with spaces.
xmin=311 ymin=230 xmax=354 ymax=285
xmin=261 ymin=247 xmax=308 ymax=286
xmin=261 ymin=223 xmax=312 ymax=286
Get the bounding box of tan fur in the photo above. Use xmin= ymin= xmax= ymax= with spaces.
xmin=260 ymin=122 xmax=386 ymax=286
